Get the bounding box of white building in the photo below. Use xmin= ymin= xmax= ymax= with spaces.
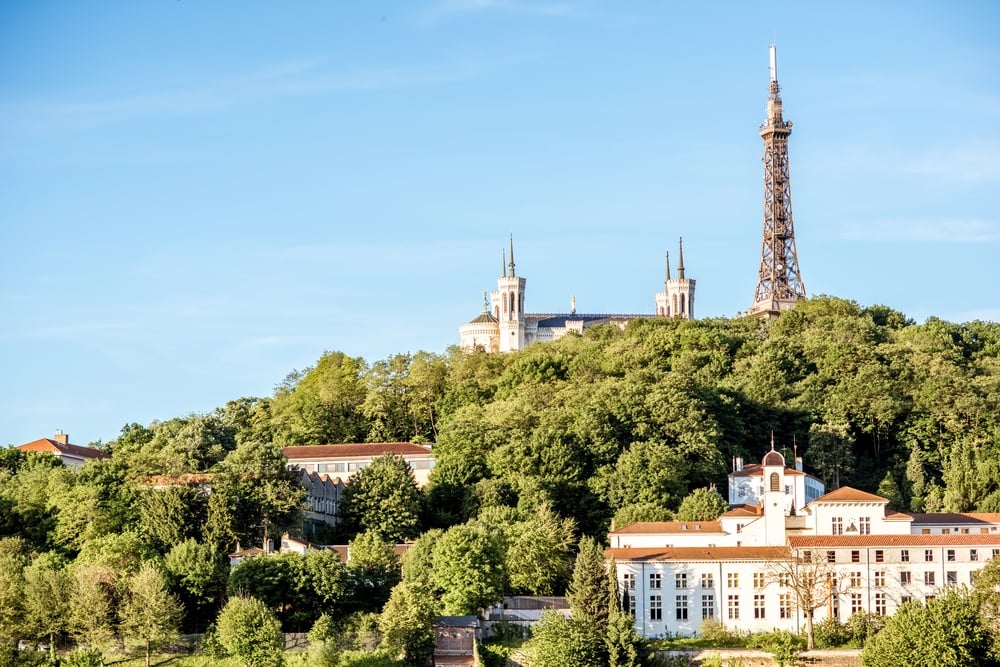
xmin=608 ymin=448 xmax=1000 ymax=638
xmin=283 ymin=442 xmax=436 ymax=488
xmin=727 ymin=450 xmax=825 ymax=514
xmin=460 ymin=237 xmax=695 ymax=353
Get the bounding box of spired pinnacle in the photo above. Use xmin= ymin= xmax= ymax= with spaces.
xmin=677 ymin=237 xmax=686 ymax=280
xmin=502 ymin=248 xmax=507 ymax=278
xmin=508 ymin=234 xmax=516 ymax=278
xmin=665 ymin=251 xmax=671 ymax=287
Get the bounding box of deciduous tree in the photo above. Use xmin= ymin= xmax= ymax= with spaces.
xmin=216 ymin=596 xmax=285 ymax=667
xmin=120 ymin=563 xmax=183 ymax=667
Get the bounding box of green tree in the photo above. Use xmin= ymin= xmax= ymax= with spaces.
xmin=401 ymin=528 xmax=443 ymax=589
xmin=431 ymin=524 xmax=505 ymax=615
xmin=340 ymin=454 xmax=422 ymax=542
xmin=68 ymin=563 xmax=119 ymax=649
xmin=861 ymin=590 xmax=997 ymax=667
xmin=506 ymin=503 xmax=576 ymax=596
xmin=378 ymin=581 xmax=438 ymax=664
xmin=22 ymin=552 xmax=71 ymax=663
xmin=217 ymin=439 xmax=305 ymax=548
xmin=164 ymin=539 xmax=228 ymax=632
xmin=216 ymin=596 xmax=285 ymax=667
xmin=876 ymin=471 xmax=905 ymax=510
xmin=675 ymin=486 xmax=728 ymax=521
xmin=140 ymin=485 xmax=207 ymax=554
xmin=345 ymin=531 xmax=402 ymax=614
xmin=806 ymin=422 xmax=854 ymax=488
xmin=0 ymin=546 xmax=29 ymax=643
xmin=120 ymin=563 xmax=183 ymax=667
xmin=567 ymin=536 xmax=613 ymax=634
xmin=270 ymin=351 xmax=369 ymax=446
xmin=526 ymin=610 xmax=603 ymax=667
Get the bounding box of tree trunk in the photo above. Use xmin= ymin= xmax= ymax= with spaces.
xmin=145 ymin=638 xmax=151 ymax=667
xmin=805 ymin=610 xmax=815 ymax=650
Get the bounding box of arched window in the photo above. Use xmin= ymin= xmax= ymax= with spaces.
xmin=770 ymin=472 xmax=780 ymax=492
xmin=672 ymin=294 xmax=678 ymax=313
xmin=502 ymin=293 xmax=508 ymax=317
xmin=680 ymin=294 xmax=686 ymax=314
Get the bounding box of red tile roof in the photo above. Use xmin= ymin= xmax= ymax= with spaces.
xmin=788 ymin=534 xmax=1000 ymax=548
xmin=283 ymin=443 xmax=433 ymax=459
xmin=907 ymin=512 xmax=1000 ymax=525
xmin=607 ymin=546 xmax=790 ymax=562
xmin=809 ymin=486 xmax=886 ymax=504
xmin=721 ymin=505 xmax=761 ymax=518
xmin=16 ymin=438 xmax=111 ymax=460
xmin=611 ymin=521 xmax=724 ymax=535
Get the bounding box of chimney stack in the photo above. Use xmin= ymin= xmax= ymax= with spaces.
xmin=795 ymin=456 xmax=803 ymax=472
xmin=54 ymin=430 xmax=69 ymax=445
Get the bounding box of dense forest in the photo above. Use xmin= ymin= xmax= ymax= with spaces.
xmin=3 ymin=295 xmax=1000 ymax=665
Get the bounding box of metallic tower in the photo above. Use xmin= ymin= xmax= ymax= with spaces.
xmin=747 ymin=45 xmax=806 ymax=319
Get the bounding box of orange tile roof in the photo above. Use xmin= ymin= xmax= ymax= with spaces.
xmin=283 ymin=443 xmax=433 ymax=459
xmin=611 ymin=521 xmax=724 ymax=535
xmin=907 ymin=512 xmax=1000 ymax=525
xmin=721 ymin=505 xmax=760 ymax=518
xmin=809 ymin=486 xmax=886 ymax=504
xmin=16 ymin=438 xmax=111 ymax=460
xmin=788 ymin=534 xmax=1000 ymax=548
xmin=607 ymin=546 xmax=790 ymax=562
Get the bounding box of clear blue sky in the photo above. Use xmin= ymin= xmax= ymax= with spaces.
xmin=2 ymin=1 xmax=998 ymax=447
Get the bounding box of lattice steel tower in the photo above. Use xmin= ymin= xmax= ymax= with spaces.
xmin=747 ymin=45 xmax=806 ymax=319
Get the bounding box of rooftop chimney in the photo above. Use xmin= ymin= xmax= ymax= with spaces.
xmin=795 ymin=456 xmax=803 ymax=472
xmin=54 ymin=430 xmax=68 ymax=445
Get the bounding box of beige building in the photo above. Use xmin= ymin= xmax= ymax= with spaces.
xmin=460 ymin=238 xmax=694 ymax=353
xmin=282 ymin=442 xmax=435 ymax=487
xmin=15 ymin=431 xmax=110 ymax=468
xmin=608 ymin=448 xmax=1000 ymax=638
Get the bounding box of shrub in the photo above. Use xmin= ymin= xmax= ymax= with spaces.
xmin=845 ymin=611 xmax=884 ymax=647
xmin=746 ymin=630 xmax=804 ymax=666
xmin=698 ymin=618 xmax=741 ymax=646
xmin=812 ymin=617 xmax=850 ymax=648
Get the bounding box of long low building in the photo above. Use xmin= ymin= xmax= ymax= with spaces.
xmin=608 ymin=448 xmax=1000 ymax=638
xmin=282 ymin=442 xmax=435 ymax=487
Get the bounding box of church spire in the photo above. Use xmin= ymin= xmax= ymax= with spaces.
xmin=664 ymin=251 xmax=671 ymax=289
xmin=677 ymin=237 xmax=686 ymax=280
xmin=508 ymin=235 xmax=516 ymax=278
xmin=502 ymin=248 xmax=507 ymax=278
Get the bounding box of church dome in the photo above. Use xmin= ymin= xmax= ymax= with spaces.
xmin=467 ymin=311 xmax=498 ymax=324
xmin=762 ymin=449 xmax=785 ymax=467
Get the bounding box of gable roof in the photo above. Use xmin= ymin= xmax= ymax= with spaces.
xmin=809 ymin=486 xmax=886 ymax=504
xmin=607 ymin=546 xmax=790 ymax=562
xmin=283 ymin=443 xmax=433 ymax=459
xmin=907 ymin=512 xmax=1000 ymax=525
xmin=16 ymin=438 xmax=110 ymax=461
xmin=611 ymin=521 xmax=724 ymax=535
xmin=729 ymin=463 xmax=805 ymax=478
xmin=789 ymin=534 xmax=1000 ymax=548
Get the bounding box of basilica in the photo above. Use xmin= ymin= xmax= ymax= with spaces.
xmin=459 ymin=237 xmax=695 ymax=353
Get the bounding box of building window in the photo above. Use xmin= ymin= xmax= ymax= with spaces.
xmin=947 ymin=571 xmax=958 ymax=586
xmin=701 ymin=573 xmax=714 ymax=589
xmin=947 ymin=549 xmax=956 ymax=562
xmin=623 ymin=573 xmax=636 ymax=590
xmin=901 ymin=595 xmax=912 ymax=604
xmin=778 ymin=573 xmax=791 ymax=588
xmin=779 ymin=593 xmax=792 ymax=618
xmin=650 ymin=573 xmax=662 ymax=589
xmin=727 ymin=595 xmax=740 ymax=620
xmin=727 ymin=573 xmax=739 ymax=588
xmin=875 ymin=550 xmax=884 ymax=563
xmin=874 ymin=571 xmax=885 ymax=587
xmin=649 ymin=596 xmax=662 ymax=621
xmin=627 ymin=592 xmax=636 ymax=614
xmin=925 ymin=550 xmax=934 ymax=562
xmin=676 ymin=573 xmax=688 ymax=589
xmin=925 ymin=571 xmax=936 ymax=586
xmin=676 ymin=595 xmax=689 ymax=620
xmin=994 ymin=548 xmax=1000 ymax=558
xmin=874 ymin=592 xmax=886 ymax=616
xmin=754 ymin=594 xmax=766 ymax=619
xmin=753 ymin=572 xmax=766 ymax=589
xmin=859 ymin=517 xmax=871 ymax=535
xmin=971 ymin=549 xmax=979 ymax=562
xmin=770 ymin=472 xmax=780 ymax=491
xmin=832 ymin=517 xmax=843 ymax=535
xmin=702 ymin=594 xmax=715 ymax=619
xmin=850 ymin=572 xmax=862 ymax=588
xmin=803 ymin=550 xmax=812 ymax=562
xmin=827 ymin=550 xmax=836 ymax=563
xmin=851 ymin=594 xmax=863 ymax=614
xmin=900 ymin=571 xmax=911 ymax=585
xmin=901 ymin=549 xmax=910 ymax=563
xmin=851 ymin=550 xmax=860 ymax=563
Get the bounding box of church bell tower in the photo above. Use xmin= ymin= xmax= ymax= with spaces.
xmin=655 ymin=237 xmax=695 ymax=319
xmin=747 ymin=45 xmax=806 ymax=319
xmin=493 ymin=236 xmax=527 ymax=352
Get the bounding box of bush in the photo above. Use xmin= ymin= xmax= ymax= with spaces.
xmin=746 ymin=630 xmax=804 ymax=666
xmin=59 ymin=649 xmax=105 ymax=667
xmin=697 ymin=618 xmax=741 ymax=647
xmin=812 ymin=617 xmax=850 ymax=648
xmin=845 ymin=611 xmax=884 ymax=647
xmin=216 ymin=596 xmax=284 ymax=667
